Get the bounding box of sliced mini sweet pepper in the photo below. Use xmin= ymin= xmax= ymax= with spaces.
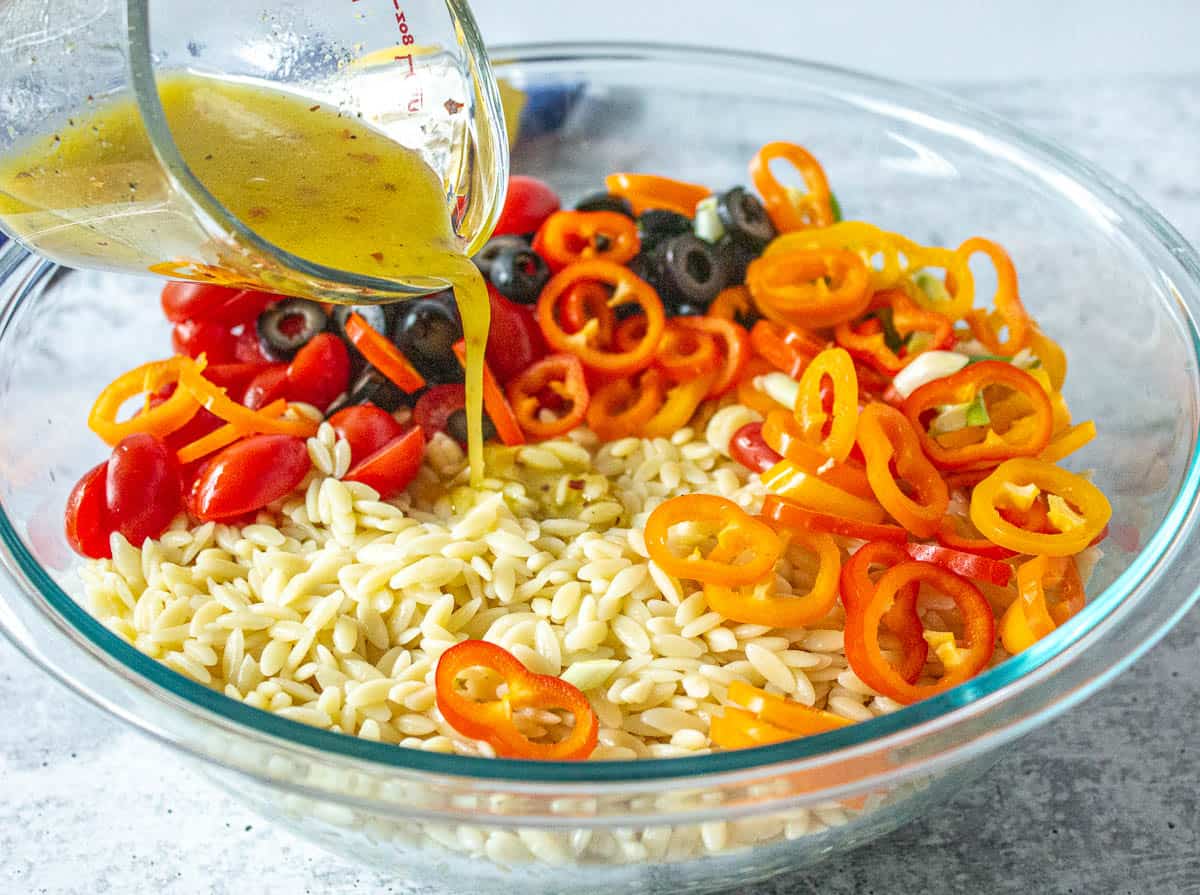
xmin=936 ymin=515 xmax=1018 ymax=560
xmin=344 ymin=312 xmax=426 ymax=393
xmin=89 ymin=356 xmax=203 ymax=446
xmin=176 ymin=398 xmax=287 ymax=464
xmin=956 ymin=237 xmax=1030 ymax=355
xmin=749 ymin=141 xmax=835 ymax=231
xmin=839 ymin=540 xmax=929 ymax=684
xmin=673 ymin=315 xmax=751 ymax=397
xmin=761 ymin=458 xmax=888 ymax=524
xmin=903 ymin=361 xmax=1053 ymax=469
xmin=708 ymin=285 xmax=757 ymax=327
xmin=642 ymin=371 xmax=717 ymax=438
xmin=1039 ymin=420 xmax=1097 ymax=464
xmin=1026 ymin=325 xmax=1067 ymax=391
xmin=834 ymin=290 xmax=955 ymax=376
xmin=709 ymin=707 xmax=794 ymax=749
xmin=604 ymin=172 xmax=711 ymax=216
xmin=748 ymin=319 xmax=825 ymax=379
xmin=970 ymin=458 xmax=1112 ymax=556
xmin=844 ymin=561 xmax=995 ymax=704
xmin=760 ymin=410 xmax=876 ymax=500
xmin=746 ymin=248 xmax=873 ymax=329
xmin=560 ymin=281 xmax=617 ymax=347
xmin=727 ymin=681 xmax=853 ymax=736
xmin=999 ymin=555 xmax=1086 ymax=653
xmin=904 ymin=541 xmax=1013 ymax=587
xmin=177 ymin=357 xmax=318 ymax=438
xmin=645 ymin=494 xmax=783 ymax=587
xmin=536 ymin=260 xmax=667 ymax=375
xmin=704 ymin=527 xmax=841 ymax=627
xmin=532 ymin=210 xmax=640 ymax=271
xmin=762 ymin=493 xmax=909 ymax=545
xmin=585 ymin=368 xmax=665 ymax=442
xmin=856 ymin=403 xmax=949 ymax=538
xmin=793 ymin=346 xmax=859 ymax=463
xmin=435 ymin=640 xmax=598 ymax=760
xmin=505 ymin=353 xmax=590 ymax=441
xmin=452 ymin=340 xmax=526 ymax=446
xmin=655 ymin=321 xmax=722 ymax=382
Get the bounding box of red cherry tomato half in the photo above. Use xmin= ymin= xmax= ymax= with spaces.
xmin=486 ymin=284 xmax=548 ymax=384
xmin=172 ymin=318 xmax=239 ymax=363
xmin=233 ymin=324 xmax=275 ymax=364
xmin=329 ymin=405 xmax=404 ymax=464
xmin=344 ymin=426 xmax=425 ymax=499
xmin=189 ymin=435 xmax=311 ymax=521
xmin=162 ymin=282 xmax=277 ymax=326
xmin=493 ymin=175 xmax=561 ymax=237
xmin=105 ymin=434 xmax=183 ymax=547
xmin=413 ymin=384 xmax=466 ymax=439
xmin=286 ymin=333 xmax=351 ymax=412
xmin=729 ymin=421 xmax=782 ymax=473
xmin=243 ymin=365 xmax=291 ymax=410
xmin=65 ymin=462 xmax=114 ymax=559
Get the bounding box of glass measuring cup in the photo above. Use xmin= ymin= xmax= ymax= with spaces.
xmin=0 ymin=0 xmax=508 ymax=301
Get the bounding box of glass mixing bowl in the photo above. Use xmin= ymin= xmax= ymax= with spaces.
xmin=2 ymin=44 xmax=1199 ymax=895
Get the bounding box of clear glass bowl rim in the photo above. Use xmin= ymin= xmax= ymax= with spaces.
xmin=2 ymin=41 xmax=1200 ymax=791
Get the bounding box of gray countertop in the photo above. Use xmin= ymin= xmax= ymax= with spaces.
xmin=3 ymin=75 xmax=1199 ymax=895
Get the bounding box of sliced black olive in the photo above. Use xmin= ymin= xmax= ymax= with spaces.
xmin=659 ymin=233 xmax=730 ymax=309
xmin=715 ymin=234 xmax=758 ymax=286
xmin=256 ymin=298 xmax=327 ymax=361
xmin=473 ymin=235 xmax=530 ymax=278
xmin=637 ymin=209 xmax=692 ymax=254
xmin=325 ymin=367 xmax=407 ymax=414
xmin=391 ymin=295 xmax=464 ymax=384
xmin=717 ymin=187 xmax=776 ymax=252
xmin=446 ymin=407 xmax=498 ymax=446
xmin=489 ymin=245 xmax=550 ymax=305
xmin=574 ymin=192 xmax=635 ymax=218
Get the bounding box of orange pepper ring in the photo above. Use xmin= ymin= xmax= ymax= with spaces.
xmin=749 ymin=140 xmax=834 ymax=231
xmin=534 ymin=210 xmax=640 ymax=269
xmin=585 ymin=368 xmax=665 ymax=441
xmin=536 ymin=260 xmax=666 ymax=374
xmin=435 ymin=640 xmax=599 ymax=761
xmin=177 ymin=357 xmax=318 ymax=438
xmin=88 ymin=356 xmax=203 ymax=446
xmin=747 ymin=248 xmax=872 ymax=329
xmin=644 ymin=494 xmax=783 ymax=587
xmin=856 ymin=402 xmax=949 ymax=538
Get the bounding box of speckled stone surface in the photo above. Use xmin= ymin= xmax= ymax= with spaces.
xmin=2 ymin=76 xmax=1199 ymax=895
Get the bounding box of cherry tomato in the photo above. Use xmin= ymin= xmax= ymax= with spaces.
xmin=413 ymin=384 xmax=466 ymax=439
xmin=243 ymin=365 xmax=290 ymax=409
xmin=329 ymin=405 xmax=404 ymax=464
xmin=233 ymin=324 xmax=275 ymax=364
xmin=285 ymin=333 xmax=351 ymax=412
xmin=729 ymin=421 xmax=782 ymax=473
xmin=65 ymin=462 xmax=114 ymax=559
xmin=486 ymin=284 xmax=547 ymax=384
xmin=493 ymin=175 xmax=561 ymax=237
xmin=172 ymin=318 xmax=239 ymax=363
xmin=189 ymin=435 xmax=310 ymax=521
xmin=345 ymin=427 xmax=425 ymax=499
xmin=162 ymin=282 xmax=277 ymax=325
xmin=105 ymin=434 xmax=183 ymax=546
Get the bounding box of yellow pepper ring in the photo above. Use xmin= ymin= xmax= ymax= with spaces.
xmin=88 ymin=356 xmax=202 ymax=447
xmin=970 ymin=458 xmax=1111 ymax=556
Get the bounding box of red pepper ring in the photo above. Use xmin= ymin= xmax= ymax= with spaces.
xmin=655 ymin=321 xmax=722 ymax=382
xmin=762 ymin=493 xmax=909 ymax=545
xmin=937 ymin=515 xmax=1018 ymax=560
xmin=904 ymin=541 xmax=1013 ymax=588
xmin=532 ymin=210 xmax=641 ymax=272
xmin=505 ymin=353 xmax=590 ymax=441
xmin=536 ymin=261 xmax=667 ymax=374
xmin=435 ymin=640 xmax=599 ymax=760
xmin=903 ymin=361 xmax=1054 ymax=470
xmin=560 ymin=281 xmax=616 ymax=347
xmin=839 ymin=541 xmax=928 ymax=684
xmin=844 ymin=561 xmax=996 ymax=705
xmin=644 ymin=494 xmax=783 ymax=587
xmin=747 ymin=248 xmax=873 ymax=330
xmin=749 ymin=319 xmax=826 ymax=378
xmin=673 ymin=315 xmax=752 ymax=397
